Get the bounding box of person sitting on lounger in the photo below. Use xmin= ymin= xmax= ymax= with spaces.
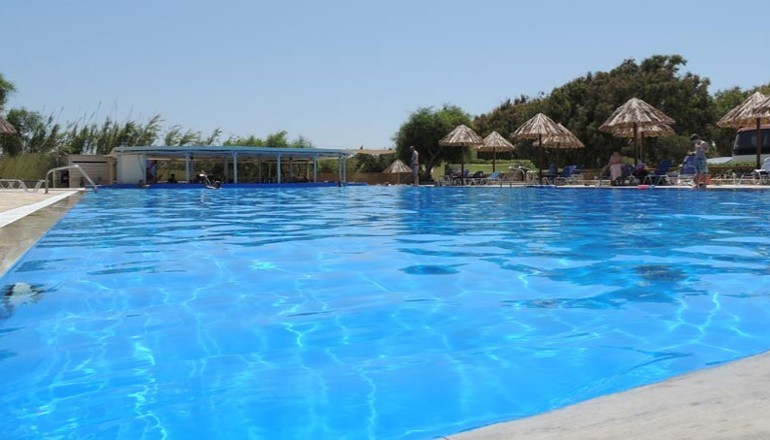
xmin=632 ymin=162 xmax=649 ymax=180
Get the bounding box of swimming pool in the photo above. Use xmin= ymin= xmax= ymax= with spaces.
xmin=2 ymin=187 xmax=770 ymax=439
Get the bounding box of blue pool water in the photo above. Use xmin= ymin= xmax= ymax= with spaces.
xmin=2 ymin=187 xmax=770 ymax=439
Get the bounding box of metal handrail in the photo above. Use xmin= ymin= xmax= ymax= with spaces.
xmin=45 ymin=164 xmax=99 ymax=194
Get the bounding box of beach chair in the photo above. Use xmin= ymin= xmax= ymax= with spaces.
xmin=642 ymin=159 xmax=673 ymax=185
xmin=464 ymin=170 xmax=485 ymax=185
xmin=541 ymin=164 xmax=558 ymax=184
xmin=752 ymin=157 xmax=770 ymax=184
xmin=673 ymin=155 xmax=697 ymax=186
xmin=567 ymin=164 xmax=584 ymax=184
xmin=448 ymin=169 xmax=469 ymax=186
xmin=481 ymin=171 xmax=502 ymax=185
xmin=554 ymin=165 xmax=577 ymax=186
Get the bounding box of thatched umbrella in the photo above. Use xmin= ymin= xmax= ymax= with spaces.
xmin=477 ymin=131 xmax=515 ymax=172
xmin=0 ymin=116 xmax=16 ymax=134
xmin=610 ymin=123 xmax=675 ymax=164
xmin=512 ymin=113 xmax=564 ymax=183
xmin=717 ymin=91 xmax=770 ymax=168
xmin=382 ymin=159 xmax=411 ymax=184
xmin=600 ymin=98 xmax=675 ymax=165
xmin=439 ymin=124 xmax=484 ymax=179
xmin=535 ymin=123 xmax=585 ymax=170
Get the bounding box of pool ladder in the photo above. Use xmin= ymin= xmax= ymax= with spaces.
xmin=45 ymin=165 xmax=99 ymax=194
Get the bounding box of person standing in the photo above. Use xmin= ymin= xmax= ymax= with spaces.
xmin=409 ymin=145 xmax=419 ymax=186
xmin=607 ymin=151 xmax=624 ymax=185
xmin=690 ymin=134 xmax=709 ymax=188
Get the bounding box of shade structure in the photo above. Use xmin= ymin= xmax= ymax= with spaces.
xmin=382 ymin=159 xmax=412 ymax=184
xmin=0 ymin=116 xmax=16 ymax=134
xmin=600 ymin=98 xmax=675 ymax=164
xmin=512 ymin=113 xmax=564 ymax=183
xmin=383 ymin=159 xmax=411 ymax=174
xmin=537 ymin=123 xmax=585 ymax=148
xmin=534 ymin=123 xmax=585 ymax=171
xmin=477 ymin=131 xmax=515 ymax=172
xmin=717 ymin=91 xmax=770 ymax=168
xmin=609 ymin=123 xmax=675 ymax=164
xmin=439 ymin=124 xmax=484 ymax=179
xmin=759 ymin=95 xmax=770 ymax=113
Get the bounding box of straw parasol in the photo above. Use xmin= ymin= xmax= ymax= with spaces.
xmin=477 ymin=131 xmax=515 ymax=172
xmin=717 ymin=91 xmax=770 ymax=168
xmin=512 ymin=113 xmax=564 ymax=183
xmin=439 ymin=124 xmax=484 ymax=179
xmin=537 ymin=123 xmax=585 ymax=148
xmin=382 ymin=159 xmax=411 ymax=184
xmin=0 ymin=116 xmax=16 ymax=134
xmin=600 ymin=98 xmax=675 ymax=165
xmin=534 ymin=123 xmax=585 ymax=170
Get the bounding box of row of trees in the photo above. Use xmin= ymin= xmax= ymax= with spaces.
xmin=393 ymin=55 xmax=770 ymax=180
xmin=0 ymin=74 xmax=313 ymax=156
xmin=3 ymin=54 xmax=770 ymax=180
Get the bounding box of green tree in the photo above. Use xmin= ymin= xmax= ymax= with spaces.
xmin=393 ymin=104 xmax=474 ymax=181
xmin=0 ymin=108 xmax=63 ymax=156
xmin=0 ymin=73 xmax=15 ymax=111
xmin=474 ymin=55 xmax=717 ymax=168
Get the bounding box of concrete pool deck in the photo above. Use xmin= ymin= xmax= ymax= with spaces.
xmin=1 ymin=188 xmax=770 ymax=439
xmin=0 ymin=189 xmax=81 ymax=275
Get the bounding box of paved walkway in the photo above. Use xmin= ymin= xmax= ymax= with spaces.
xmin=0 ymin=189 xmax=81 ymax=275
xmin=450 ymin=351 xmax=770 ymax=439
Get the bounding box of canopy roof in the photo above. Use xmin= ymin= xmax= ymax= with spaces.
xmin=0 ymin=116 xmax=16 ymax=134
xmin=717 ymin=92 xmax=770 ymax=128
xmin=109 ymin=145 xmax=354 ymax=161
xmin=512 ymin=113 xmax=563 ymax=139
xmin=536 ymin=123 xmax=585 ymax=148
xmin=439 ymin=124 xmax=484 ymax=147
xmin=344 ymin=148 xmax=397 ymax=156
xmin=477 ymin=131 xmax=515 ymax=152
xmin=599 ymin=97 xmax=675 ymax=132
xmin=382 ymin=159 xmax=411 ymax=173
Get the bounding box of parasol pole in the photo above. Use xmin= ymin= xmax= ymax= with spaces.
xmin=633 ymin=123 xmax=639 ymax=165
xmin=492 ymin=147 xmax=497 ymax=172
xmin=538 ymin=133 xmax=544 ymax=184
xmin=756 ymin=117 xmax=762 ymax=169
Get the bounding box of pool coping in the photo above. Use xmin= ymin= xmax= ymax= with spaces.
xmin=0 ymin=191 xmax=78 ymax=228
xmin=0 ymin=190 xmax=81 ymax=276
xmin=449 ymin=349 xmax=770 ymax=439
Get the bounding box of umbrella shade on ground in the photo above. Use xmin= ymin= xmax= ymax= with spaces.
xmin=610 ymin=123 xmax=675 ymax=164
xmin=382 ymin=159 xmax=411 ymax=184
xmin=0 ymin=116 xmax=16 ymax=134
xmin=717 ymin=91 xmax=770 ymax=168
xmin=439 ymin=124 xmax=484 ymax=178
xmin=477 ymin=131 xmax=515 ymax=172
xmin=600 ymin=97 xmax=675 ymax=165
xmin=512 ymin=113 xmax=564 ymax=183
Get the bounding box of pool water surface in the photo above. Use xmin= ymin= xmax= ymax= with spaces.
xmin=1 ymin=187 xmax=770 ymax=439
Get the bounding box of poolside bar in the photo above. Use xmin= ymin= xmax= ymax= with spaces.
xmin=107 ymin=145 xmax=353 ymax=185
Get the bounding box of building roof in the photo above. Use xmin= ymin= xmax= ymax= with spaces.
xmin=109 ymin=145 xmax=354 ymax=160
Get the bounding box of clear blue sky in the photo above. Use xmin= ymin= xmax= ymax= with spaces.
xmin=3 ymin=0 xmax=769 ymax=148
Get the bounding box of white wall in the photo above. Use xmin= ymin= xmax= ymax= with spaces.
xmin=116 ymin=154 xmax=146 ymax=184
